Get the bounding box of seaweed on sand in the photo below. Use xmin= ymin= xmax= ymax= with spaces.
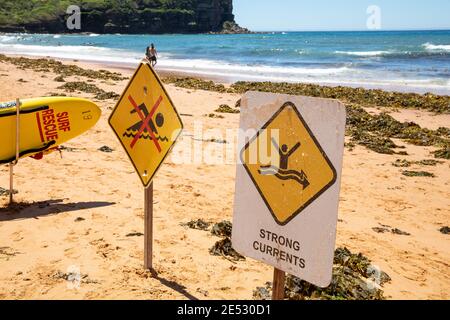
xmin=0 ymin=187 xmax=18 ymax=197
xmin=346 ymin=105 xmax=450 ymax=154
xmin=215 ymin=104 xmax=240 ymax=114
xmin=57 ymin=82 xmax=119 ymax=100
xmin=98 ymin=146 xmax=114 ymax=153
xmin=209 ymin=238 xmax=245 ymax=262
xmin=0 ymin=55 xmax=126 ymax=81
xmin=181 ymin=219 xmax=211 ymax=231
xmin=392 ymin=159 xmax=442 ymax=167
xmin=0 ymin=247 xmax=20 ymax=260
xmin=433 ymin=146 xmax=450 ymax=160
xmin=160 ymin=74 xmax=450 ymax=155
xmin=208 ymin=221 xmax=243 ymax=261
xmin=162 ymin=76 xmax=231 ymax=93
xmin=205 ymin=113 xmax=225 ymax=119
xmin=54 ymin=75 xmax=65 ymax=82
xmin=402 ymin=171 xmax=435 ymax=178
xmin=253 ymin=247 xmax=390 ymax=300
xmin=51 ymin=271 xmax=99 ymax=284
xmin=211 ymin=221 xmax=232 ymax=237
xmin=230 ymin=81 xmax=450 ymax=114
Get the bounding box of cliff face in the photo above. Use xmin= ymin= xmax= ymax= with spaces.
xmin=0 ymin=0 xmax=237 ymax=34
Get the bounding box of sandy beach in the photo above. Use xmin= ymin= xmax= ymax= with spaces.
xmin=0 ymin=55 xmax=449 ymax=300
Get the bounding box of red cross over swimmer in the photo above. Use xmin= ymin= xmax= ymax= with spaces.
xmin=126 ymin=95 xmax=164 ymax=152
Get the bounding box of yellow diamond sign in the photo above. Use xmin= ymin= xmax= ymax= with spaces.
xmin=241 ymin=102 xmax=337 ymax=225
xmin=109 ymin=63 xmax=183 ymax=187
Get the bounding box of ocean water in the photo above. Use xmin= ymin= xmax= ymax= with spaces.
xmin=0 ymin=30 xmax=449 ymax=94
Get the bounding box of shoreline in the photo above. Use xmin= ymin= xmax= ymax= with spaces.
xmin=1 ymin=51 xmax=448 ymax=96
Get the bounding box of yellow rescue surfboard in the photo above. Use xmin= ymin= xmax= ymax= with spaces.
xmin=0 ymin=97 xmax=101 ymax=164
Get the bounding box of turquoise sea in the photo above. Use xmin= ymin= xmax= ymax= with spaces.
xmin=0 ymin=30 xmax=449 ymax=94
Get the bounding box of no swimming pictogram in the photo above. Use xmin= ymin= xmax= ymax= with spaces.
xmin=109 ymin=62 xmax=183 ymax=187
xmin=125 ymin=94 xmax=164 ymax=152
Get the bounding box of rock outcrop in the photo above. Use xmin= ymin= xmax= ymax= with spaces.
xmin=0 ymin=0 xmax=247 ymax=34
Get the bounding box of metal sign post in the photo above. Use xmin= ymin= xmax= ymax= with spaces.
xmin=9 ymin=98 xmax=20 ymax=204
xmin=144 ymin=182 xmax=154 ymax=270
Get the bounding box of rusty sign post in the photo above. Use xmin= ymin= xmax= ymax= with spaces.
xmin=272 ymin=268 xmax=286 ymax=300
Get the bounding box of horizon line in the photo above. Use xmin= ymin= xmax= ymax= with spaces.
xmin=249 ymin=28 xmax=450 ymax=33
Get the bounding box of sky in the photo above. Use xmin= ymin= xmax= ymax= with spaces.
xmin=234 ymin=0 xmax=450 ymax=31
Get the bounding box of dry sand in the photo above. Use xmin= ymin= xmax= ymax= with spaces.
xmin=0 ymin=57 xmax=449 ymax=300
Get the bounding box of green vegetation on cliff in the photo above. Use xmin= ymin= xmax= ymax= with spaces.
xmin=0 ymin=0 xmax=235 ymax=33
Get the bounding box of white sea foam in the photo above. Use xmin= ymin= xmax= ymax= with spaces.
xmin=0 ymin=43 xmax=141 ymax=64
xmin=0 ymin=34 xmax=32 ymax=43
xmin=0 ymin=35 xmax=21 ymax=42
xmin=423 ymin=43 xmax=450 ymax=52
xmin=158 ymin=58 xmax=350 ymax=76
xmin=335 ymin=50 xmax=390 ymax=57
xmin=0 ymin=42 xmax=448 ymax=95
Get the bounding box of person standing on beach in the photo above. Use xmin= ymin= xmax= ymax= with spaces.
xmin=146 ymin=43 xmax=158 ymax=67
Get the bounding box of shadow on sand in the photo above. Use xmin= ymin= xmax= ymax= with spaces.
xmin=148 ymin=269 xmax=199 ymax=300
xmin=0 ymin=199 xmax=115 ymax=221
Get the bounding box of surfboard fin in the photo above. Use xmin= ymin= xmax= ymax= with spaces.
xmin=30 ymin=146 xmax=63 ymax=160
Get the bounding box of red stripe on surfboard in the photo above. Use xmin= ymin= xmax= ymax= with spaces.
xmin=36 ymin=112 xmax=45 ymax=142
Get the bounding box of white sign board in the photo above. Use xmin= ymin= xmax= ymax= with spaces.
xmin=232 ymin=91 xmax=346 ymax=287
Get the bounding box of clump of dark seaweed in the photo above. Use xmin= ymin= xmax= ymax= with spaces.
xmin=47 ymin=92 xmax=67 ymax=97
xmin=181 ymin=219 xmax=211 ymax=231
xmin=211 ymin=221 xmax=232 ymax=237
xmin=416 ymin=159 xmax=442 ymax=166
xmin=0 ymin=247 xmax=20 ymax=260
xmin=346 ymin=105 xmax=449 ymax=154
xmin=230 ymin=81 xmax=450 ymax=114
xmin=98 ymin=146 xmax=114 ymax=153
xmin=51 ymin=270 xmax=99 ymax=284
xmin=0 ymin=54 xmax=126 ymax=81
xmin=205 ymin=113 xmax=225 ymax=119
xmin=209 ymin=238 xmax=245 ymax=262
xmin=373 ymin=226 xmax=411 ymax=236
xmin=215 ymin=104 xmax=240 ymax=114
xmin=95 ymin=91 xmax=120 ymax=100
xmin=162 ymin=76 xmax=231 ymax=93
xmin=392 ymin=159 xmax=411 ymax=167
xmin=253 ymin=247 xmax=390 ymax=300
xmin=0 ymin=187 xmax=18 ymax=197
xmin=391 ymin=228 xmax=411 ymax=236
xmin=57 ymin=81 xmax=119 ymax=100
xmin=392 ymin=159 xmax=442 ymax=167
xmin=402 ymin=171 xmax=435 ymax=178
xmin=208 ymin=221 xmax=243 ymax=261
xmin=54 ymin=75 xmax=65 ymax=82
xmin=433 ymin=146 xmax=450 ymax=160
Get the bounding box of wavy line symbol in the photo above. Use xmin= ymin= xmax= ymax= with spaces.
xmin=259 ymin=165 xmax=310 ymax=190
xmin=123 ymin=132 xmax=168 ymax=142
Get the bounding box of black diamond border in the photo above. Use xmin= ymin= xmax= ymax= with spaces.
xmin=240 ymin=101 xmax=337 ymax=226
